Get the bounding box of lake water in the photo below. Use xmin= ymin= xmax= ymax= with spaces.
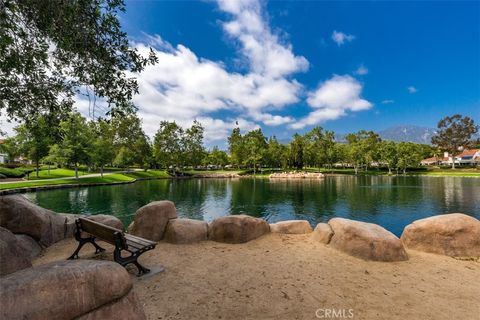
xmin=24 ymin=176 xmax=480 ymax=236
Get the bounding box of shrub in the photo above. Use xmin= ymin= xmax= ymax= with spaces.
xmin=0 ymin=173 xmax=6 ymax=179
xmin=0 ymin=167 xmax=25 ymax=178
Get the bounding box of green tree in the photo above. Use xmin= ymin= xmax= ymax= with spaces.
xmin=0 ymin=136 xmax=20 ymax=163
xmin=379 ymin=140 xmax=398 ymax=174
xmin=90 ymin=120 xmax=115 ymax=176
xmin=113 ymin=146 xmax=135 ymax=170
xmin=289 ymin=134 xmax=305 ymax=169
xmin=397 ymin=142 xmax=423 ymax=174
xmin=1 ymin=0 xmax=157 ymax=122
xmin=153 ymin=121 xmax=183 ymax=170
xmin=228 ymin=128 xmax=245 ymax=167
xmin=206 ymin=146 xmax=229 ymax=167
xmin=57 ymin=113 xmax=92 ymax=178
xmin=264 ymin=136 xmax=286 ymax=169
xmin=243 ymin=129 xmax=267 ymax=174
xmin=431 ymin=114 xmax=478 ymax=168
xmin=14 ymin=116 xmax=55 ymax=177
xmin=183 ymin=120 xmax=205 ymax=167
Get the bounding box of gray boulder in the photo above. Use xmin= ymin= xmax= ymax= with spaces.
xmin=164 ymin=218 xmax=208 ymax=244
xmin=209 ymin=215 xmax=270 ymax=244
xmin=128 ymin=201 xmax=177 ymax=241
xmin=311 ymin=223 xmax=334 ymax=244
xmin=0 ymin=195 xmax=66 ymax=246
xmin=401 ymin=213 xmax=480 ymax=257
xmin=87 ymin=214 xmax=124 ymax=231
xmin=270 ymin=220 xmax=313 ymax=234
xmin=328 ymin=218 xmax=408 ymax=262
xmin=14 ymin=234 xmax=42 ymax=258
xmin=0 ymin=227 xmax=32 ymax=276
xmin=76 ymin=290 xmax=146 ymax=320
xmin=0 ymin=260 xmax=144 ymax=320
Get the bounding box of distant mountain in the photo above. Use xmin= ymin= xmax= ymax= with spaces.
xmin=377 ymin=125 xmax=437 ymax=144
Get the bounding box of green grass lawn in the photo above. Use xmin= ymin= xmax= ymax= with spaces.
xmin=124 ymin=170 xmax=170 ymax=179
xmin=25 ymin=168 xmax=90 ymax=180
xmin=0 ymin=173 xmax=135 ymax=190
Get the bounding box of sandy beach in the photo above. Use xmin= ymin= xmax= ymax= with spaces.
xmin=34 ymin=233 xmax=480 ymax=320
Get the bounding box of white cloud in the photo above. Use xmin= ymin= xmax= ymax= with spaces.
xmin=354 ymin=64 xmax=368 ymax=75
xmin=381 ymin=99 xmax=395 ymax=104
xmin=332 ymin=30 xmax=355 ymax=46
xmin=125 ymin=0 xmax=310 ymax=143
xmin=0 ymin=115 xmax=18 ymax=137
xmin=291 ymin=75 xmax=372 ymax=129
xmin=218 ymin=0 xmax=309 ymax=78
xmin=407 ymin=86 xmax=418 ymax=93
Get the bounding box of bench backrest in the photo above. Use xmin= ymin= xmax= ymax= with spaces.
xmin=78 ymin=217 xmax=126 ymax=248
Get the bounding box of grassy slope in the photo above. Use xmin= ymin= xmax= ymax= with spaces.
xmin=0 ymin=173 xmax=135 ymax=190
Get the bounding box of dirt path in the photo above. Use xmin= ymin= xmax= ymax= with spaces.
xmin=34 ymin=233 xmax=480 ymax=320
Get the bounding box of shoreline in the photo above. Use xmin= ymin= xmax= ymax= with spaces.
xmin=1 ymin=171 xmax=479 ymax=195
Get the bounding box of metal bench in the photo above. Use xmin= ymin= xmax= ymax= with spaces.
xmin=68 ymin=217 xmax=156 ymax=276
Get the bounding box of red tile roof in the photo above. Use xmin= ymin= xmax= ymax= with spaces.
xmin=455 ymin=149 xmax=479 ymax=158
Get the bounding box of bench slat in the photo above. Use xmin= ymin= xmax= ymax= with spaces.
xmin=124 ymin=233 xmax=156 ymax=246
xmin=79 ymin=218 xmax=121 ymax=245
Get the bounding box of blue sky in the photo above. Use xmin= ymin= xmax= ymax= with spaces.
xmin=114 ymin=1 xmax=478 ymax=144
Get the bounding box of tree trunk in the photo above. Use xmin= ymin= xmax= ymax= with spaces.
xmin=403 ymin=168 xmax=406 ymax=174
xmin=101 ymin=166 xmax=104 ymax=178
xmin=75 ymin=165 xmax=79 ymax=179
xmin=388 ymin=166 xmax=392 ymax=175
xmin=35 ymin=158 xmax=39 ymax=178
xmin=48 ymin=164 xmax=50 ymax=175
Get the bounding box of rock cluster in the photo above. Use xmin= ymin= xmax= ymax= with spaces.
xmin=269 ymin=172 xmax=324 ymax=179
xmin=164 ymin=218 xmax=208 ymax=244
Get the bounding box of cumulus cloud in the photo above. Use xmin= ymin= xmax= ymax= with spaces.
xmin=332 ymin=30 xmax=355 ymax=46
xmin=291 ymin=75 xmax=372 ymax=129
xmin=354 ymin=64 xmax=368 ymax=75
xmin=407 ymin=86 xmax=418 ymax=93
xmin=218 ymin=0 xmax=309 ymax=78
xmin=124 ymin=0 xmax=310 ymax=144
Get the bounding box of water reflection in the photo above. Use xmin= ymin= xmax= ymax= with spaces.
xmin=25 ymin=176 xmax=480 ymax=236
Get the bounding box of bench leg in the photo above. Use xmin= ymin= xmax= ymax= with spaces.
xmin=133 ymin=260 xmax=151 ymax=276
xmin=68 ymin=237 xmax=105 ymax=260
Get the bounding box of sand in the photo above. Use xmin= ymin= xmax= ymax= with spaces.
xmin=34 ymin=233 xmax=480 ymax=320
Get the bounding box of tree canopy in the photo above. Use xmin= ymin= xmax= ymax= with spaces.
xmin=0 ymin=0 xmax=157 ymax=122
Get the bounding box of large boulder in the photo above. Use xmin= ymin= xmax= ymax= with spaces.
xmin=328 ymin=218 xmax=408 ymax=262
xmin=76 ymin=290 xmax=146 ymax=320
xmin=401 ymin=213 xmax=480 ymax=257
xmin=164 ymin=218 xmax=208 ymax=244
xmin=209 ymin=215 xmax=270 ymax=244
xmin=87 ymin=214 xmax=124 ymax=231
xmin=127 ymin=201 xmax=177 ymax=241
xmin=0 ymin=195 xmax=67 ymax=246
xmin=14 ymin=234 xmax=42 ymax=258
xmin=270 ymin=220 xmax=313 ymax=234
xmin=0 ymin=260 xmax=145 ymax=320
xmin=0 ymin=227 xmax=32 ymax=276
xmin=311 ymin=223 xmax=334 ymax=244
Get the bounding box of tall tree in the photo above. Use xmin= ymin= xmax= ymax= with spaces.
xmin=228 ymin=128 xmax=245 ymax=168
xmin=379 ymin=140 xmax=398 ymax=174
xmin=243 ymin=129 xmax=267 ymax=174
xmin=1 ymin=0 xmax=157 ymax=122
xmin=90 ymin=120 xmax=115 ymax=177
xmin=183 ymin=120 xmax=205 ymax=168
xmin=153 ymin=121 xmax=183 ymax=170
xmin=14 ymin=115 xmax=55 ymax=177
xmin=397 ymin=142 xmax=423 ymax=174
xmin=56 ymin=113 xmax=92 ymax=178
xmin=431 ymin=114 xmax=478 ymax=168
xmin=289 ymin=134 xmax=305 ymax=170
